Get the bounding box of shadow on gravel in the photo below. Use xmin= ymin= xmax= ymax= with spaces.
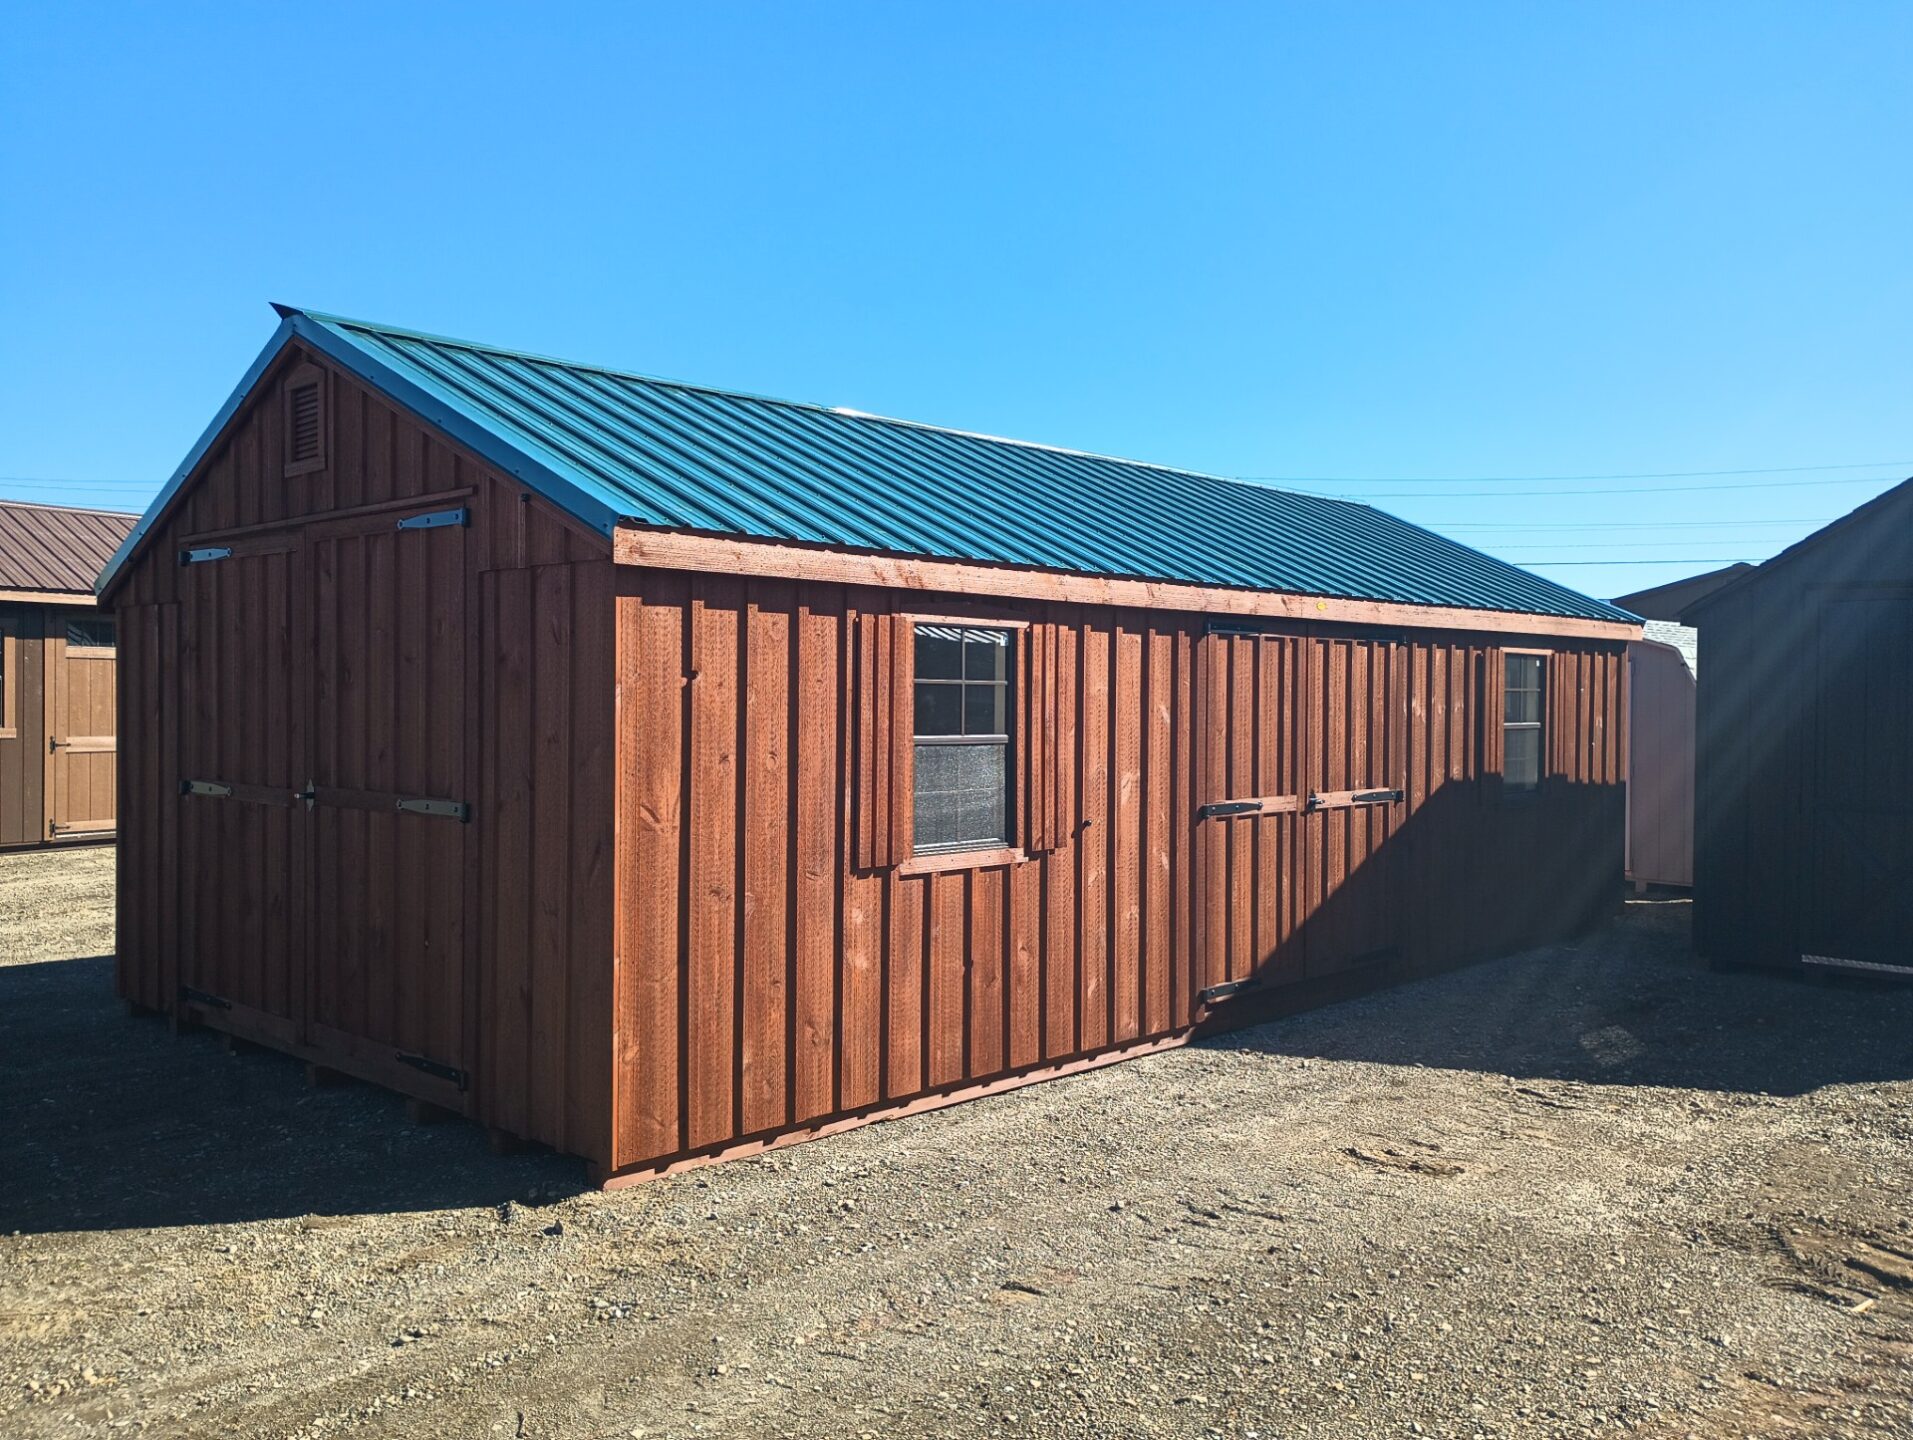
xmin=1226 ymin=899 xmax=1913 ymax=1097
xmin=9 ymin=904 xmax=1909 ymax=1236
xmin=0 ymin=955 xmax=586 ymax=1236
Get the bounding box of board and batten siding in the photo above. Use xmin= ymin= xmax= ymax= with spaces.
xmin=1691 ymin=482 xmax=1913 ymax=973
xmin=606 ymin=568 xmax=1625 ymax=1181
xmin=115 ymin=341 xmax=621 ymax=1165
xmin=112 ymin=333 xmax=1627 ymax=1183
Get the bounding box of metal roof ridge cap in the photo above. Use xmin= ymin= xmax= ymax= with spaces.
xmin=269 ymin=305 xmax=1353 ymax=510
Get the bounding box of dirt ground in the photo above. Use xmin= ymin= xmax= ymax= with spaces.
xmin=3 ymin=846 xmax=1911 ymax=1439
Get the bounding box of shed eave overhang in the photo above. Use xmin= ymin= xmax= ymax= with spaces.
xmin=611 ymin=522 xmax=1643 ymax=642
xmin=0 ymin=586 xmax=101 ymax=607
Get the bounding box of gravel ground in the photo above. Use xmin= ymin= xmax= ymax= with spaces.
xmin=3 ymin=845 xmax=1912 ymax=1440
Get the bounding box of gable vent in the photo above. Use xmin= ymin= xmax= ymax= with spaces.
xmin=283 ymin=363 xmax=326 ymax=475
xmin=290 ymin=384 xmax=320 ymax=461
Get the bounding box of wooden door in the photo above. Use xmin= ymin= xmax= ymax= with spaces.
xmin=1300 ymin=630 xmax=1408 ymax=977
xmin=302 ymin=503 xmax=470 ymax=1102
xmin=1196 ymin=627 xmax=1308 ymax=999
xmin=1805 ymin=595 xmax=1913 ymax=974
xmin=175 ymin=540 xmax=303 ymax=1038
xmin=1197 ymin=625 xmax=1407 ymax=1005
xmin=44 ymin=613 xmax=119 ymax=840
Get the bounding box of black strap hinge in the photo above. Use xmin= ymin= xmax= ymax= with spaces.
xmin=1198 ymin=800 xmax=1262 ymax=820
xmin=177 ymin=984 xmax=232 ymax=1010
xmin=1354 ymin=788 xmax=1404 ymax=806
xmin=397 ymin=1052 xmax=468 ymax=1091
xmin=395 ymin=507 xmax=468 ymax=531
xmin=1197 ymin=978 xmax=1258 ymax=1004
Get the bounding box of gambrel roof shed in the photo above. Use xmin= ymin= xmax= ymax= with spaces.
xmin=109 ymin=308 xmax=1636 ymax=1186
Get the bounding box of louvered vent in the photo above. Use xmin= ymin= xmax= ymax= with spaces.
xmin=289 ymin=383 xmax=321 ymax=463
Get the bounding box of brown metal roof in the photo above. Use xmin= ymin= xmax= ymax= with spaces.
xmin=0 ymin=499 xmax=139 ymax=597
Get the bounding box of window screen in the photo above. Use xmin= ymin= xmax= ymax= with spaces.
xmin=66 ymin=615 xmax=116 ymax=650
xmin=1503 ymin=653 xmax=1544 ymax=793
xmin=913 ymin=625 xmax=1013 ymax=853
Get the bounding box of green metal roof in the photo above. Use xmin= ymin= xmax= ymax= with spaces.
xmin=101 ymin=307 xmax=1637 ymax=626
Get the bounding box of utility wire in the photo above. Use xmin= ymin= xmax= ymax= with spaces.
xmin=1513 ymin=557 xmax=1762 ymax=566
xmin=1485 ymin=538 xmax=1799 ymax=550
xmin=1444 ymin=517 xmax=1833 ymax=531
xmin=0 ymin=475 xmax=158 ymax=492
xmin=1275 ymin=474 xmax=1904 ymax=499
xmin=1236 ymin=459 xmax=1912 ymax=483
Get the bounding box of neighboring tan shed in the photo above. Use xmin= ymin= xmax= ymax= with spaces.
xmin=0 ymin=499 xmax=135 ymax=848
xmin=1613 ymin=568 xmax=1741 ymax=892
xmin=1621 ymin=621 xmax=1696 ymax=888
xmin=1686 ymin=479 xmax=1913 ymax=977
xmin=101 ymin=307 xmax=1639 ymax=1183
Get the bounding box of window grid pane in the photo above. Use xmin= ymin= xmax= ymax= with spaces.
xmin=66 ymin=616 xmax=116 ymax=650
xmin=1503 ymin=654 xmax=1544 ymax=792
xmin=914 ymin=624 xmax=1015 ymax=852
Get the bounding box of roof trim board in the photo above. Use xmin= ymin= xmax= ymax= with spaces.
xmin=0 ymin=587 xmax=102 ymax=607
xmin=613 ymin=526 xmax=1641 ymax=640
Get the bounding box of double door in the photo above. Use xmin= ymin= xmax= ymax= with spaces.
xmin=1197 ymin=625 xmax=1407 ymax=1000
xmin=174 ymin=501 xmax=472 ymax=1103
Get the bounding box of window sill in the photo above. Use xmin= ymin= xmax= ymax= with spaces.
xmin=898 ymin=845 xmax=1025 ymax=876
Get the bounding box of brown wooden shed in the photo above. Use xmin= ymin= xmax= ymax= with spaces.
xmin=0 ymin=499 xmax=135 ymax=848
xmin=103 ymin=308 xmax=1638 ymax=1184
xmin=1687 ymin=479 xmax=1913 ymax=977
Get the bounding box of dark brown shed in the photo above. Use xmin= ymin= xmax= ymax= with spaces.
xmin=0 ymin=499 xmax=134 ymax=847
xmin=103 ymin=308 xmax=1638 ymax=1184
xmin=1687 ymin=478 xmax=1913 ymax=977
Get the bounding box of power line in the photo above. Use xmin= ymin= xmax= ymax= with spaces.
xmin=1513 ymin=557 xmax=1762 ymax=566
xmin=1486 ymin=538 xmax=1795 ymax=551
xmin=0 ymin=475 xmax=157 ymax=492
xmin=1444 ymin=517 xmax=1834 ymax=532
xmin=1237 ymin=459 xmax=1913 ymax=484
xmin=1282 ymin=474 xmax=1903 ymax=499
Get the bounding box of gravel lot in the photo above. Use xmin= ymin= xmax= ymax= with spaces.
xmin=3 ymin=844 xmax=1911 ymax=1439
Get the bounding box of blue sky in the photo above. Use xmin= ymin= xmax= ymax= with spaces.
xmin=3 ymin=2 xmax=1908 ymax=600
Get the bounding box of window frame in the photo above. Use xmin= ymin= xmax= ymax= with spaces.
xmin=64 ymin=612 xmax=116 ymax=659
xmin=899 ymin=613 xmax=1028 ymax=874
xmin=1501 ymin=648 xmax=1548 ymax=797
xmin=0 ymin=610 xmax=16 ymax=739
